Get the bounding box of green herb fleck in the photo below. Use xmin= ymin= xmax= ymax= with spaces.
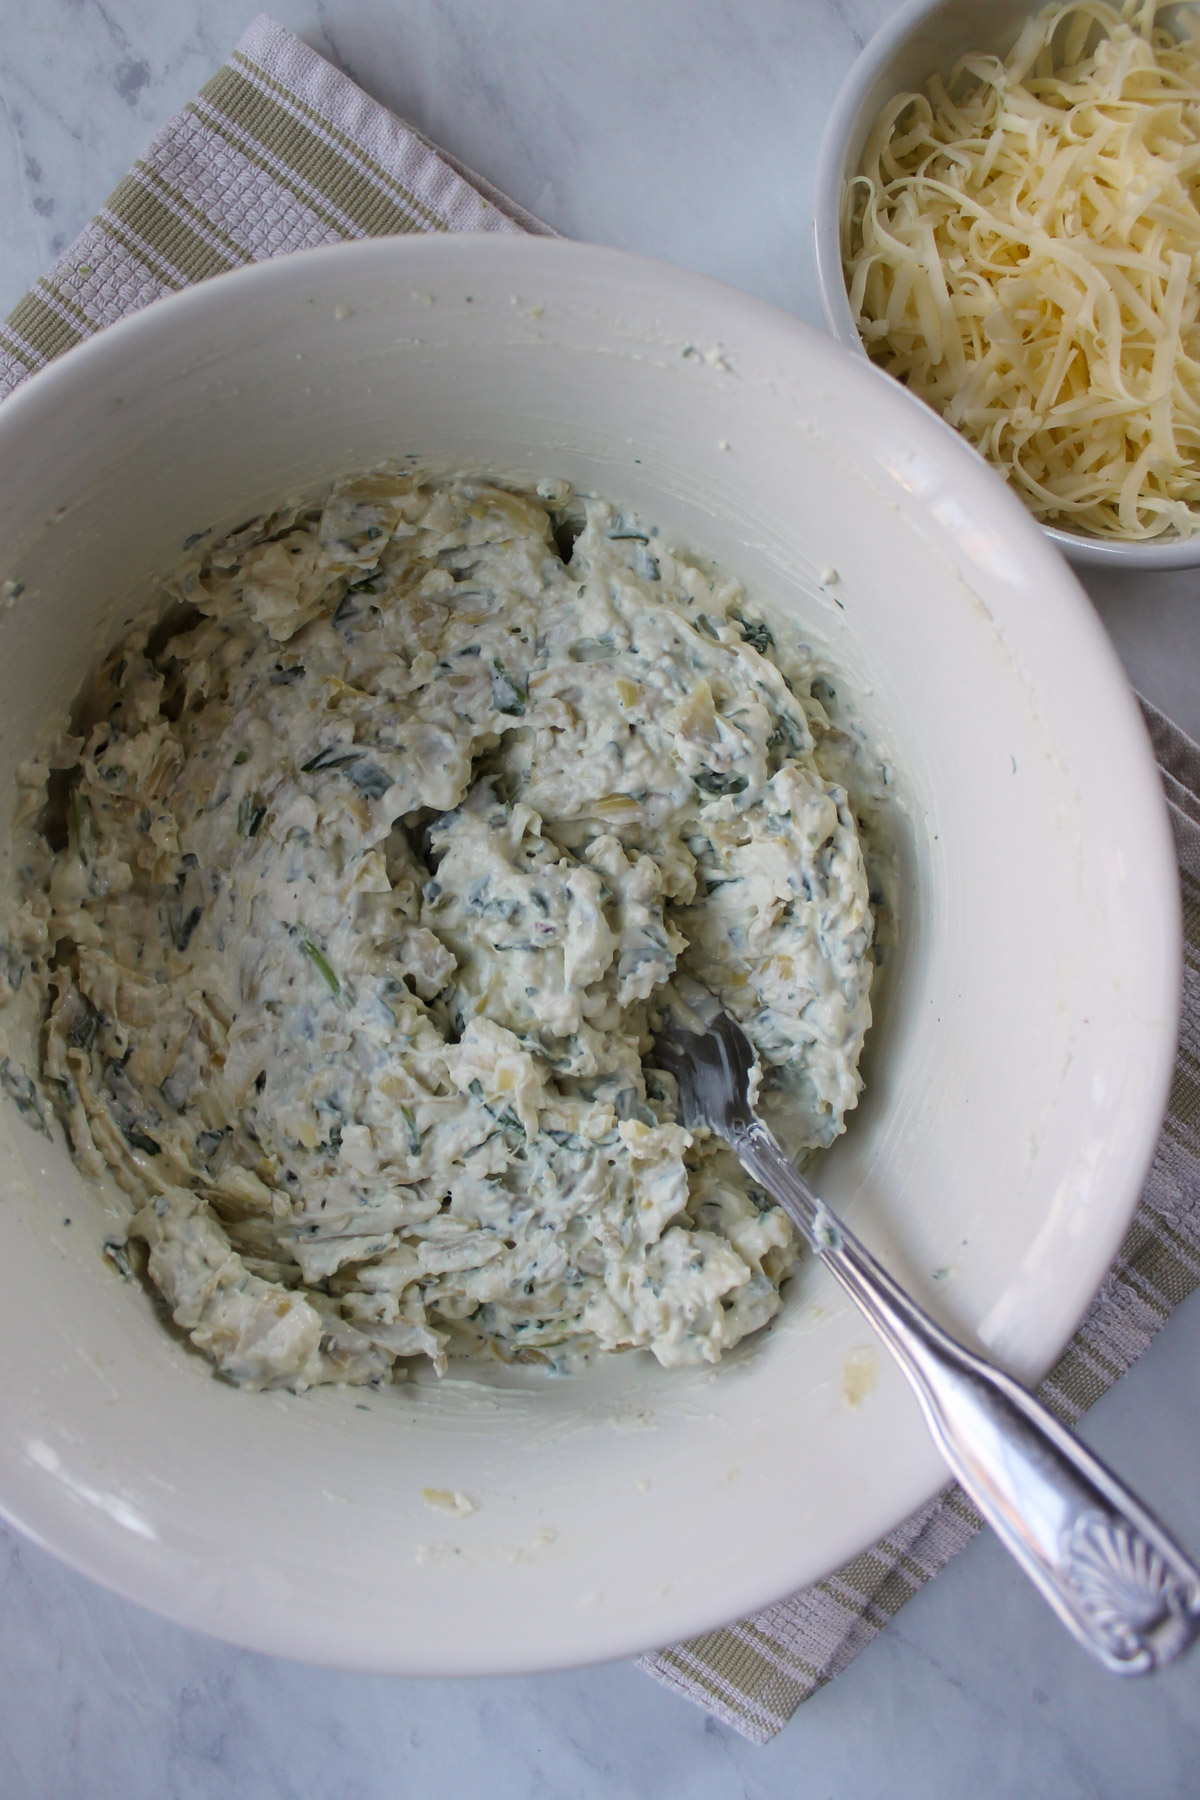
xmin=301 ymin=745 xmax=361 ymax=775
xmin=122 ymin=1124 xmax=161 ymax=1156
xmin=174 ymin=905 xmax=204 ymax=952
xmin=69 ymin=787 xmax=94 ymax=866
xmin=399 ymin=1104 xmax=421 ymax=1156
xmin=300 ymin=934 xmax=340 ymax=997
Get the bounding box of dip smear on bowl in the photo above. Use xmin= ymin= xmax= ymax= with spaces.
xmin=7 ymin=470 xmax=882 ymax=1390
xmin=843 ymin=0 xmax=1200 ymax=541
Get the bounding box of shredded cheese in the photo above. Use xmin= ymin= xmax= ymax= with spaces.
xmin=843 ymin=0 xmax=1200 ymax=540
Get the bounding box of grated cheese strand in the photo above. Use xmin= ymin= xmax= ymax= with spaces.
xmin=843 ymin=0 xmax=1200 ymax=540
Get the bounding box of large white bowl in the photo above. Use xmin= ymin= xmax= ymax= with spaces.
xmin=0 ymin=236 xmax=1179 ymax=1674
xmin=813 ymin=0 xmax=1200 ymax=571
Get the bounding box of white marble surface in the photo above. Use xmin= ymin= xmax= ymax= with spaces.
xmin=0 ymin=2 xmax=1199 ymax=1793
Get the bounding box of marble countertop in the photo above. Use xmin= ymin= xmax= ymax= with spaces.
xmin=1 ymin=2 xmax=1199 ymax=1794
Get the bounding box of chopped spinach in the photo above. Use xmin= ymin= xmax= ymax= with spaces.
xmin=694 ymin=769 xmax=749 ymax=796
xmin=347 ymin=759 xmax=391 ymax=801
xmin=0 ymin=1058 xmax=51 ymax=1137
xmin=490 ymin=660 xmax=526 ymax=716
xmin=68 ymin=996 xmax=101 ymax=1052
xmin=736 ymin=616 xmax=775 ymax=654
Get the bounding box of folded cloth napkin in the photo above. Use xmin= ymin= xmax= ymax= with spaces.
xmin=0 ymin=13 xmax=550 ymax=397
xmin=2 ymin=14 xmax=1198 ymax=1747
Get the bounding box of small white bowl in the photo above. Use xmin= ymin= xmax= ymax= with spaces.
xmin=0 ymin=235 xmax=1179 ymax=1673
xmin=813 ymin=0 xmax=1200 ymax=570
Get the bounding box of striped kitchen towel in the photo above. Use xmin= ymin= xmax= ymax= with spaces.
xmin=0 ymin=12 xmax=550 ymax=397
xmin=1 ymin=15 xmax=1197 ymax=1746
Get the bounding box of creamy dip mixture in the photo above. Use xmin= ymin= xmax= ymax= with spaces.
xmin=5 ymin=471 xmax=880 ymax=1390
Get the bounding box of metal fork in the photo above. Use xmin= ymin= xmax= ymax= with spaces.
xmin=652 ymin=981 xmax=1200 ymax=1675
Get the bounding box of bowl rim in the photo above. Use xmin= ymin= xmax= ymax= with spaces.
xmin=0 ymin=231 xmax=1182 ymax=1671
xmin=811 ymin=0 xmax=1200 ymax=571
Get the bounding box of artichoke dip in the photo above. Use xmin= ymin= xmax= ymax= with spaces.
xmin=6 ymin=471 xmax=880 ymax=1391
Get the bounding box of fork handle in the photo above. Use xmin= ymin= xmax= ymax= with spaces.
xmin=734 ymin=1117 xmax=1200 ymax=1674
